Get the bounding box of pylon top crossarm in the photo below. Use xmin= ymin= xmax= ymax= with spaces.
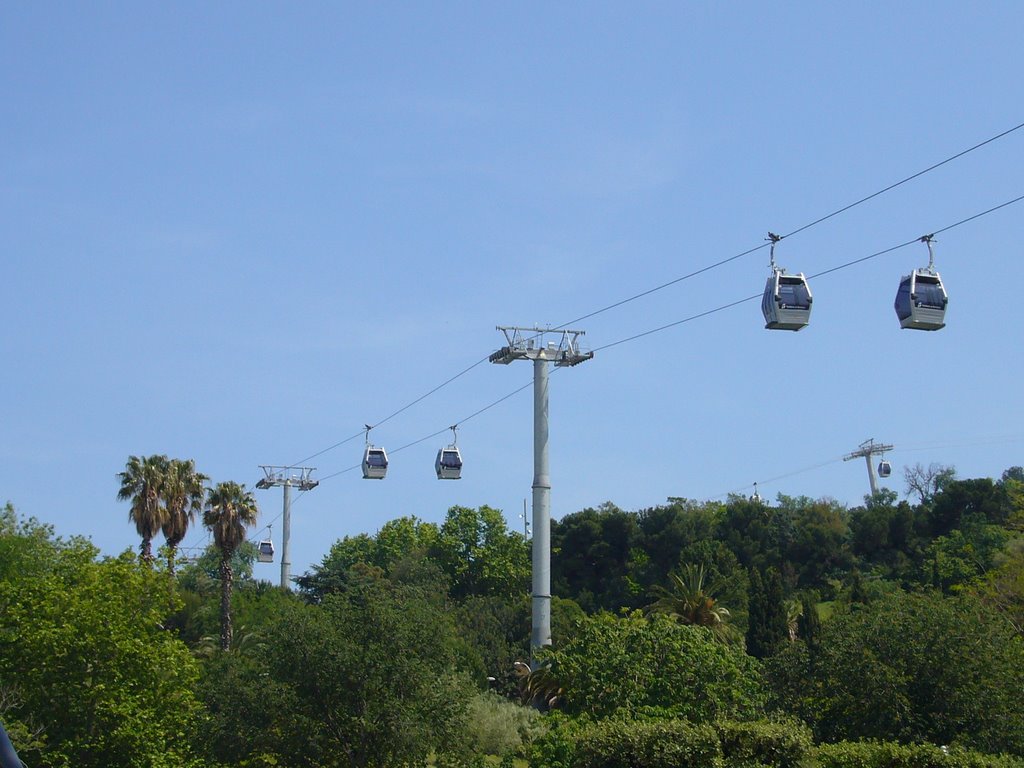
xmin=490 ymin=326 xmax=594 ymax=366
xmin=255 ymin=465 xmax=319 ymax=491
xmin=842 ymin=439 xmax=894 ymax=462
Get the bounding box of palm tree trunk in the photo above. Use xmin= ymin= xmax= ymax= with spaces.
xmin=220 ymin=557 xmax=234 ymax=650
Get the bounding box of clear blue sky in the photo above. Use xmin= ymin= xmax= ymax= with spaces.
xmin=3 ymin=2 xmax=1022 ymax=578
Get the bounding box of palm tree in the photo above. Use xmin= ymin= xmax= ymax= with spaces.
xmin=203 ymin=481 xmax=259 ymax=650
xmin=160 ymin=459 xmax=208 ymax=577
xmin=646 ymin=563 xmax=739 ymax=644
xmin=117 ymin=454 xmax=171 ymax=564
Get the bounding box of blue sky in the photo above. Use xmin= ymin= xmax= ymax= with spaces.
xmin=3 ymin=3 xmax=1022 ymax=579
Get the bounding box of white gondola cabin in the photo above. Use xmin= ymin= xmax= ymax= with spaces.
xmin=362 ymin=446 xmax=388 ymax=479
xmin=894 ymin=269 xmax=947 ymax=330
xmin=762 ymin=269 xmax=813 ymax=331
xmin=436 ymin=445 xmax=463 ymax=480
xmin=257 ymin=539 xmax=274 ymax=563
xmin=878 ymin=460 xmax=892 ymax=478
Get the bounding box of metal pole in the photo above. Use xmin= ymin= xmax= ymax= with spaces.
xmin=532 ymin=356 xmax=552 ymax=661
xmin=864 ymin=455 xmax=878 ymax=496
xmin=280 ymin=481 xmax=292 ymax=588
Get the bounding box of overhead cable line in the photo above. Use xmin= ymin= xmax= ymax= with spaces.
xmin=557 ymin=120 xmax=1024 ymax=329
xmin=235 ymin=193 xmax=1024 ymax=558
xmin=291 ymin=356 xmax=492 ymax=466
xmin=315 ymin=379 xmax=534 ymax=483
xmin=592 ymin=192 xmax=1024 ymax=354
xmin=317 ymin=193 xmax=1024 ymax=493
xmin=288 ymin=122 xmax=1024 ymax=470
xmin=713 ymin=432 xmax=1024 ymax=501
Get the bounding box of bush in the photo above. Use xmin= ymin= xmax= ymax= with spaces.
xmin=464 ymin=691 xmax=546 ymax=757
xmin=714 ymin=718 xmax=813 ymax=768
xmin=574 ymin=718 xmax=724 ymax=768
xmin=530 ymin=716 xmax=723 ymax=768
xmin=815 ymin=740 xmax=1024 ymax=768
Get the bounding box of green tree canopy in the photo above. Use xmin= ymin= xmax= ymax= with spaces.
xmin=539 ymin=611 xmax=764 ymax=721
xmin=200 ymin=577 xmax=473 ymax=767
xmin=431 ymin=505 xmax=529 ymax=599
xmin=767 ymin=589 xmax=1024 ymax=755
xmin=0 ymin=513 xmax=202 ymax=767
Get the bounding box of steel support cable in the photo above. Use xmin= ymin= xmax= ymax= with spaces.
xmin=286 ymin=124 xmax=1024 ymax=473
xmin=592 ymin=193 xmax=1024 ymax=354
xmin=714 ymin=432 xmax=1024 ymax=501
xmin=315 ymin=378 xmax=534 ymax=483
xmin=714 ymin=455 xmax=849 ymax=499
xmin=238 ymin=196 xmax=1023 ymax=555
xmin=291 ymin=356 xmax=491 ymax=466
xmin=247 ymin=188 xmax=1024 ymax=542
xmin=302 ymin=191 xmax=1024 ymax=498
xmin=557 ymin=121 xmax=1024 ymax=330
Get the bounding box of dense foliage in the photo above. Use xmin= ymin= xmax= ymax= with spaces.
xmin=2 ymin=459 xmax=1023 ymax=766
xmin=538 ymin=611 xmax=764 ymax=721
xmin=0 ymin=507 xmax=203 ymax=768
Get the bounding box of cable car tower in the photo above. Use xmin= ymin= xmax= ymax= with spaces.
xmin=255 ymin=465 xmax=319 ymax=589
xmin=490 ymin=326 xmax=593 ymax=662
xmin=843 ymin=439 xmax=894 ymax=496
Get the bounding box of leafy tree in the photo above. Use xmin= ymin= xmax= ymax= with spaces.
xmin=0 ymin=517 xmax=202 ymax=767
xmin=930 ymin=478 xmax=1005 ymax=536
xmin=716 ymin=495 xmax=790 ymax=578
xmin=455 ymin=594 xmax=530 ymax=694
xmin=849 ymin=492 xmax=920 ymax=580
xmin=766 ymin=590 xmax=1024 ymax=755
xmin=159 ymin=458 xmax=207 ymax=577
xmin=296 ymin=517 xmax=443 ymax=602
xmin=203 ymin=481 xmax=259 ymax=650
xmin=796 ymin=594 xmax=822 ymax=651
xmin=538 ymin=611 xmax=764 ymax=721
xmin=923 ymin=517 xmax=1010 ymax=593
xmin=633 ymin=500 xmax=722 ymax=593
xmin=295 ymin=532 xmax=378 ymax=600
xmin=976 ymin=536 xmax=1024 ymax=635
xmin=432 ymin=505 xmax=529 ymax=599
xmin=783 ymin=496 xmax=852 ymax=589
xmin=746 ymin=567 xmax=788 ymax=659
xmin=200 ymin=578 xmax=473 ymax=767
xmin=552 ymin=504 xmax=641 ymax=612
xmin=117 ymin=453 xmax=171 ymax=563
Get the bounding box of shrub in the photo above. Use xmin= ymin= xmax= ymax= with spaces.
xmin=530 ymin=716 xmax=723 ymax=768
xmin=815 ymin=740 xmax=1024 ymax=768
xmin=714 ymin=718 xmax=813 ymax=768
xmin=464 ymin=691 xmax=546 ymax=757
xmin=573 ymin=718 xmax=724 ymax=768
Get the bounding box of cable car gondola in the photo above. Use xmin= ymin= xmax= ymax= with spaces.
xmin=362 ymin=446 xmax=388 ymax=479
xmin=878 ymin=460 xmax=892 ymax=478
xmin=435 ymin=426 xmax=462 ymax=480
xmin=761 ymin=233 xmax=812 ymax=331
xmin=361 ymin=425 xmax=388 ymax=479
xmin=436 ymin=446 xmax=462 ymax=479
xmin=257 ymin=539 xmax=274 ymax=563
xmin=895 ymin=235 xmax=947 ymax=331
